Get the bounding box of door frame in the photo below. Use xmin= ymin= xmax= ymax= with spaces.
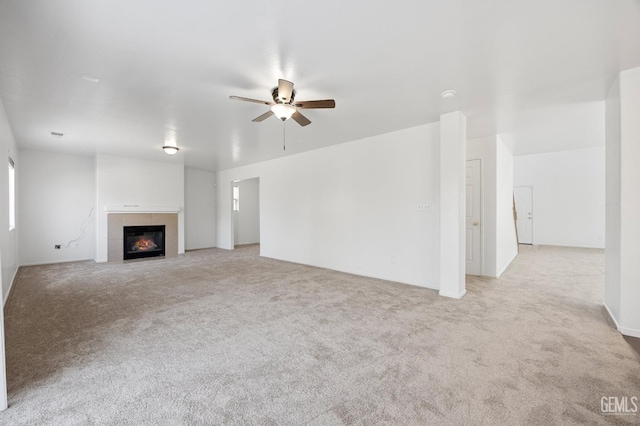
xmin=230 ymin=177 xmax=261 ymax=249
xmin=513 ymin=185 xmax=533 ymax=245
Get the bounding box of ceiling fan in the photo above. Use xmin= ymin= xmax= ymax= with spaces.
xmin=230 ymin=79 xmax=335 ymax=127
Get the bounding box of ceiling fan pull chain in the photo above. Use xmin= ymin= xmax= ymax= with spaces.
xmin=283 ymin=122 xmax=286 ymax=151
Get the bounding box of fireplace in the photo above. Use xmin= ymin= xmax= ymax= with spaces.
xmin=123 ymin=225 xmax=165 ymax=260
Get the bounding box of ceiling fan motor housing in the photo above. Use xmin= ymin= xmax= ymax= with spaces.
xmin=272 ymin=87 xmax=296 ymax=104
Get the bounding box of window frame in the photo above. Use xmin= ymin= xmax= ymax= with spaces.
xmin=233 ymin=185 xmax=240 ymax=212
xmin=8 ymin=157 xmax=15 ymax=231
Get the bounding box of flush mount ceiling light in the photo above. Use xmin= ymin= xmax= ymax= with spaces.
xmin=270 ymin=103 xmax=297 ymax=121
xmin=441 ymin=90 xmax=456 ymax=99
xmin=162 ymin=145 xmax=179 ymax=156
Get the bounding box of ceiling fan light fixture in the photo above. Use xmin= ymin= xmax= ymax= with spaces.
xmin=162 ymin=145 xmax=179 ymax=156
xmin=270 ymin=103 xmax=296 ymax=121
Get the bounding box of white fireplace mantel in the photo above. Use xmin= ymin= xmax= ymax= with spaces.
xmin=105 ymin=205 xmax=181 ymax=213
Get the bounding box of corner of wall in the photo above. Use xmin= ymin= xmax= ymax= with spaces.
xmin=603 ymin=302 xmax=640 ymax=338
xmin=3 ymin=266 xmax=19 ymax=307
xmin=0 ymin=95 xmax=19 ymax=302
xmin=495 ymin=250 xmax=518 ymax=278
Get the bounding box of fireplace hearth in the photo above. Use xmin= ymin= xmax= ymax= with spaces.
xmin=123 ymin=225 xmax=165 ymax=260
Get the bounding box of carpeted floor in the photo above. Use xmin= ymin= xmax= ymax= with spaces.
xmin=1 ymin=245 xmax=638 ymax=425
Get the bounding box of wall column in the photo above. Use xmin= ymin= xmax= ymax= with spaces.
xmin=439 ymin=111 xmax=467 ymax=298
xmin=605 ymin=66 xmax=640 ymax=337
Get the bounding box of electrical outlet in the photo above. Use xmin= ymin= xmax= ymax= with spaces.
xmin=54 ymin=245 xmax=61 ymax=249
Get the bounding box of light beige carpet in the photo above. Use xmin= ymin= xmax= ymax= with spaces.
xmin=1 ymin=245 xmax=638 ymax=425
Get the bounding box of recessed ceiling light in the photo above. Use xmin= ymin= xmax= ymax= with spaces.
xmin=50 ymin=131 xmax=64 ymax=138
xmin=441 ymin=90 xmax=456 ymax=99
xmin=82 ymin=75 xmax=100 ymax=83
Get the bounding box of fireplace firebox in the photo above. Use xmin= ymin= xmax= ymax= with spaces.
xmin=123 ymin=225 xmax=165 ymax=260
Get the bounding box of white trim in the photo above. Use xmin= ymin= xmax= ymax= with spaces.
xmin=495 ymin=250 xmax=518 ymax=278
xmin=0 ymin=297 xmax=6 ymax=411
xmin=3 ymin=267 xmax=19 ymax=307
xmin=259 ymin=254 xmax=439 ymax=292
xmin=619 ymin=326 xmax=640 ymax=338
xmin=105 ymin=205 xmax=180 ymax=213
xmin=603 ymin=303 xmax=640 ymax=338
xmin=439 ymin=289 xmax=467 ymax=299
xmin=18 ymin=258 xmax=94 ymax=267
xmin=604 ymin=303 xmax=620 ymax=329
xmin=5 ymin=260 xmax=95 ymax=305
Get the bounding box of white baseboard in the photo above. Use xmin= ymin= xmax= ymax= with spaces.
xmin=604 ymin=303 xmax=620 ymax=329
xmin=439 ymin=289 xmax=467 ymax=299
xmin=5 ymin=258 xmax=95 ymax=305
xmin=495 ymin=250 xmax=519 ymax=278
xmin=3 ymin=267 xmax=19 ymax=307
xmin=603 ymin=303 xmax=640 ymax=338
xmin=19 ymin=258 xmax=94 ymax=267
xmin=618 ymin=326 xmax=640 ymax=338
xmin=259 ymin=254 xmax=439 ymax=292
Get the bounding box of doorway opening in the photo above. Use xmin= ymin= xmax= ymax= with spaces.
xmin=514 ymin=185 xmax=533 ymax=245
xmin=231 ymin=177 xmax=260 ymax=249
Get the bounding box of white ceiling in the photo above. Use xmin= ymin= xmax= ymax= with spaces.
xmin=0 ymin=0 xmax=638 ymax=171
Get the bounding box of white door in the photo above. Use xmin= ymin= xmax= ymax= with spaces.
xmin=514 ymin=186 xmax=533 ymax=244
xmin=466 ymin=159 xmax=482 ymax=275
xmin=232 ymin=185 xmax=239 ymax=246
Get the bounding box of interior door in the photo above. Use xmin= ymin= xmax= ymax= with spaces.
xmin=466 ymin=159 xmax=482 ymax=275
xmin=514 ymin=186 xmax=533 ymax=244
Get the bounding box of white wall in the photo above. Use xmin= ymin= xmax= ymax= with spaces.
xmin=513 ymin=146 xmax=605 ymax=248
xmin=499 ymin=101 xmax=605 ymax=156
xmin=217 ymin=123 xmax=441 ymax=289
xmin=605 ymin=75 xmax=621 ymax=325
xmin=0 ymin=97 xmax=18 ymax=302
xmin=18 ymin=151 xmax=96 ymax=266
xmin=605 ymin=67 xmax=640 ymax=337
xmin=95 ymin=155 xmax=185 ymax=262
xmin=0 ymin=95 xmax=15 ymax=409
xmin=233 ymin=178 xmax=260 ymax=246
xmin=185 ymin=168 xmax=216 ymax=250
xmin=618 ymin=67 xmax=640 ymax=337
xmin=466 ymin=135 xmax=518 ymax=277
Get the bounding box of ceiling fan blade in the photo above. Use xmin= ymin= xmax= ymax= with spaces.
xmin=291 ymin=111 xmax=311 ymax=127
xmin=277 ymin=79 xmax=294 ymax=102
xmin=230 ymin=96 xmax=273 ymax=106
xmin=294 ymin=99 xmax=336 ymax=109
xmin=252 ymin=110 xmax=274 ymax=122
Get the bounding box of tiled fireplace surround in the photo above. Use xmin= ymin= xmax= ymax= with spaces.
xmin=107 ymin=213 xmax=179 ymax=263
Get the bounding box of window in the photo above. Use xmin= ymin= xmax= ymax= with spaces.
xmin=233 ymin=186 xmax=240 ymax=212
xmin=8 ymin=157 xmax=15 ymax=230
